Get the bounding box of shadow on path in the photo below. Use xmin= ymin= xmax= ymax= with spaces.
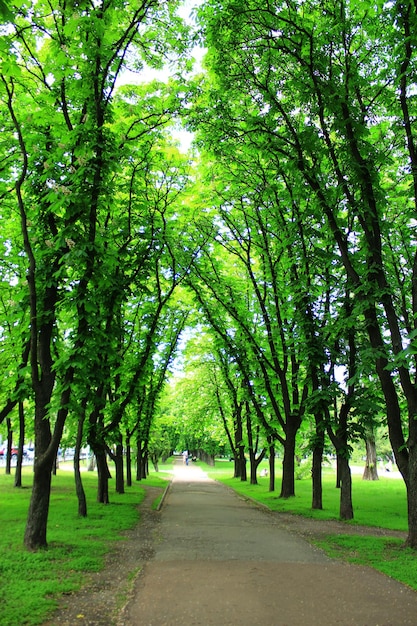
xmin=119 ymin=459 xmax=417 ymax=625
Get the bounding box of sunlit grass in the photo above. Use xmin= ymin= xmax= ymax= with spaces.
xmin=313 ymin=535 xmax=417 ymax=589
xmin=207 ymin=460 xmax=407 ymax=530
xmin=0 ymin=465 xmax=169 ymax=626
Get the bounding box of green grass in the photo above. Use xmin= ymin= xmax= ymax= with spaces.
xmin=207 ymin=460 xmax=407 ymax=530
xmin=206 ymin=459 xmax=417 ymax=589
xmin=0 ymin=465 xmax=170 ymax=626
xmin=2 ymin=457 xmax=415 ymax=623
xmin=313 ymin=535 xmax=417 ymax=589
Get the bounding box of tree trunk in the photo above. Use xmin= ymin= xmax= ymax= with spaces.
xmin=95 ymin=449 xmax=111 ymax=504
xmin=24 ymin=459 xmax=53 ymax=550
xmin=5 ymin=417 xmax=12 ymax=475
xmin=114 ymin=440 xmax=125 ymax=494
xmin=336 ymin=454 xmax=341 ymax=488
xmin=338 ymin=455 xmax=354 ymax=520
xmin=363 ymin=437 xmax=379 ymax=481
xmin=143 ymin=449 xmax=149 ymax=477
xmin=246 ymin=409 xmax=257 ymax=485
xmin=405 ymin=443 xmax=417 ymax=548
xmin=126 ymin=438 xmax=132 ymax=487
xmin=23 ymin=393 xmax=57 ymax=550
xmin=311 ymin=444 xmax=323 ymax=510
xmin=74 ymin=457 xmax=87 ymax=517
xmin=232 ymin=453 xmax=239 ymax=478
xmin=280 ymin=423 xmax=297 ymax=498
xmin=136 ymin=441 xmax=143 ymax=480
xmin=268 ymin=438 xmax=275 ymax=492
xmin=311 ymin=410 xmax=325 ymax=509
xmin=74 ymin=406 xmax=87 ymax=517
xmin=234 ymin=407 xmax=244 ymax=478
xmin=239 ymin=446 xmax=247 ymax=481
xmin=249 ymin=449 xmax=257 ymax=485
xmin=14 ymin=401 xmax=25 ymax=488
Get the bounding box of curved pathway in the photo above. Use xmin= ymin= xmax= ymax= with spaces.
xmin=120 ymin=460 xmax=417 ymax=625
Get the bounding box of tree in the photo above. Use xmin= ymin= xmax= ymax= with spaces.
xmin=0 ymin=0 xmax=190 ymax=549
xmin=192 ymin=0 xmax=417 ymax=546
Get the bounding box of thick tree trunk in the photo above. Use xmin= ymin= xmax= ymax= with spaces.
xmin=232 ymin=454 xmax=239 ymax=478
xmin=24 ymin=459 xmax=53 ymax=550
xmin=246 ymin=410 xmax=258 ymax=485
xmin=239 ymin=446 xmax=247 ymax=481
xmin=280 ymin=424 xmax=297 ymax=498
xmin=74 ymin=457 xmax=87 ymax=517
xmin=406 ymin=444 xmax=417 ymax=548
xmin=311 ymin=445 xmax=323 ymax=510
xmin=136 ymin=443 xmax=142 ymax=481
xmin=234 ymin=409 xmax=244 ymax=478
xmin=338 ymin=455 xmax=354 ymax=520
xmin=311 ymin=411 xmax=325 ymax=509
xmin=136 ymin=441 xmax=146 ymax=480
xmin=363 ymin=437 xmax=379 ymax=481
xmin=249 ymin=450 xmax=257 ymax=485
xmin=336 ymin=455 xmax=341 ymax=489
xmin=23 ymin=396 xmax=57 ymax=550
xmin=95 ymin=449 xmax=111 ymax=504
xmin=126 ymin=439 xmax=132 ymax=487
xmin=114 ymin=441 xmax=124 ymax=494
xmin=74 ymin=413 xmax=87 ymax=517
xmin=144 ymin=452 xmax=149 ymax=477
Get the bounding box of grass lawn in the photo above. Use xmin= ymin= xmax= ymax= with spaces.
xmin=2 ymin=456 xmax=416 ymax=625
xmin=207 ymin=460 xmax=407 ymax=530
xmin=0 ymin=462 xmax=171 ymax=626
xmin=206 ymin=459 xmax=417 ymax=590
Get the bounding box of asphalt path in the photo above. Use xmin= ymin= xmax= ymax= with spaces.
xmin=119 ymin=460 xmax=417 ymax=626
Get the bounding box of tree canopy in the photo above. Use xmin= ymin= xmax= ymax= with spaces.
xmin=1 ymin=0 xmax=417 ymax=550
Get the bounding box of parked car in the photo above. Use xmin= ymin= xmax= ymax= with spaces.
xmin=0 ymin=446 xmax=19 ymax=458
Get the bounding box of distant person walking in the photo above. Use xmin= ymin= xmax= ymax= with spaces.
xmin=182 ymin=450 xmax=189 ymax=465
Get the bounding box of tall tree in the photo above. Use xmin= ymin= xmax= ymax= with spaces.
xmin=192 ymin=0 xmax=417 ymax=546
xmin=0 ymin=0 xmax=189 ymax=549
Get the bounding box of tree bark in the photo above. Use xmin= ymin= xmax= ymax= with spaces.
xmin=246 ymin=407 xmax=258 ymax=485
xmin=24 ymin=460 xmax=53 ymax=550
xmin=406 ymin=443 xmax=417 ymax=548
xmin=311 ymin=444 xmax=323 ymax=510
xmin=280 ymin=420 xmax=298 ymax=498
xmin=338 ymin=455 xmax=354 ymax=520
xmin=239 ymin=446 xmax=247 ymax=481
xmin=74 ymin=404 xmax=87 ymax=517
xmin=95 ymin=449 xmax=111 ymax=504
xmin=268 ymin=438 xmax=275 ymax=492
xmin=126 ymin=436 xmax=132 ymax=487
xmin=136 ymin=441 xmax=142 ymax=480
xmin=5 ymin=417 xmax=12 ymax=475
xmin=14 ymin=402 xmax=25 ymax=488
xmin=362 ymin=437 xmax=379 ymax=481
xmin=114 ymin=440 xmax=125 ymax=494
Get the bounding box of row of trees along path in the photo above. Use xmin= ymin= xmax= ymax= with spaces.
xmin=1 ymin=0 xmax=417 ymax=553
